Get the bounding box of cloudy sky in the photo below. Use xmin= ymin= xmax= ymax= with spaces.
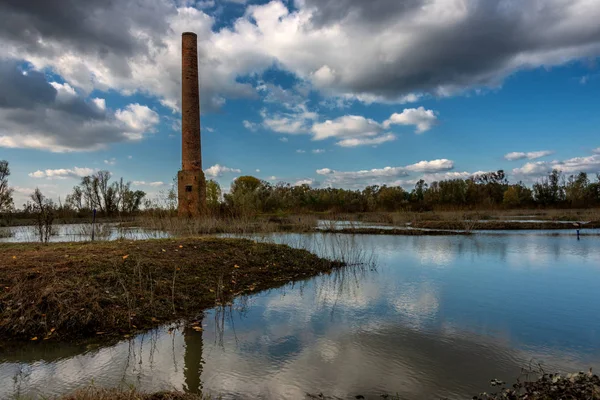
xmin=2 ymin=0 xmax=600 ymax=205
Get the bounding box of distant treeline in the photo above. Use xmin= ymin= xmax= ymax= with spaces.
xmin=216 ymin=170 xmax=600 ymax=215
xmin=1 ymin=158 xmax=600 ymax=223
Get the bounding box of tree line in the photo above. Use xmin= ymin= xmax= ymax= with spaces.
xmin=1 ymin=159 xmax=600 ymax=221
xmin=220 ymin=170 xmax=600 ymax=215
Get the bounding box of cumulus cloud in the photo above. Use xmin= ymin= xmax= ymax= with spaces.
xmin=296 ymin=149 xmax=306 ymax=153
xmin=592 ymin=147 xmax=600 ymax=154
xmin=383 ymin=107 xmax=438 ymax=133
xmin=301 ymin=108 xmax=436 ymax=147
xmin=204 ymin=164 xmax=242 ymax=177
xmin=312 ymin=115 xmax=383 ymax=141
xmin=0 ymin=60 xmax=159 ymax=152
xmin=504 ymin=150 xmax=554 ymax=161
xmin=336 ymin=133 xmax=396 ymax=148
xmin=294 ymin=178 xmax=315 ymax=186
xmin=104 ymin=158 xmax=117 ymax=166
xmin=312 ymin=149 xmax=325 ymax=154
xmin=405 ymin=159 xmax=455 ymax=172
xmin=316 ymin=159 xmax=454 ymax=188
xmin=260 ymin=105 xmax=318 ymax=135
xmin=115 ymin=104 xmax=160 ymax=140
xmin=243 ymin=120 xmax=258 ymax=131
xmin=132 ymin=181 xmax=165 ymax=187
xmin=28 ymin=167 xmax=95 ymax=179
xmin=512 ymin=154 xmax=600 ymax=177
xmin=3 ymin=0 xmax=600 ymax=114
xmin=392 ymin=171 xmax=477 ymax=188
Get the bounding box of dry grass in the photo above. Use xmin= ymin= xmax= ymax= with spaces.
xmin=0 ymin=237 xmax=342 ymax=344
xmin=133 ymin=214 xmax=318 ymax=236
xmin=329 ymin=209 xmax=600 ymax=230
xmin=14 ymin=386 xmax=209 ymax=400
xmin=318 ymin=228 xmax=470 ymax=235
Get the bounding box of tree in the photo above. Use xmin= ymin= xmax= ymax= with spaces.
xmin=31 ymin=188 xmax=55 ymax=243
xmin=565 ymin=172 xmax=590 ymax=207
xmin=206 ymin=179 xmax=222 ymax=212
xmin=0 ymin=160 xmax=14 ymax=213
xmin=412 ymin=179 xmax=427 ymax=202
xmin=533 ymin=170 xmax=565 ymax=205
xmin=225 ymin=176 xmax=264 ymax=215
xmin=67 ymin=172 xmax=146 ymax=215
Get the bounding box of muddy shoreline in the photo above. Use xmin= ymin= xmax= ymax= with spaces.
xmin=0 ymin=238 xmax=342 ymax=345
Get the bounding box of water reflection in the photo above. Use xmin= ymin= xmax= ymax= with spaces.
xmin=0 ymin=223 xmax=170 ymax=243
xmin=2 ymin=233 xmax=600 ymax=399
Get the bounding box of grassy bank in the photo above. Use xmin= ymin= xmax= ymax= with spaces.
xmin=318 ymin=227 xmax=471 ymax=235
xmin=0 ymin=238 xmax=342 ymax=344
xmin=410 ymin=220 xmax=600 ymax=230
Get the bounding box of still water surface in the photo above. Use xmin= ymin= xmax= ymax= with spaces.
xmin=1 ymin=232 xmax=600 ymax=399
xmin=0 ymin=223 xmax=170 ymax=243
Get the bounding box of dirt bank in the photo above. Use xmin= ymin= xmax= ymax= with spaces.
xmin=410 ymin=220 xmax=600 ymax=230
xmin=0 ymin=238 xmax=342 ymax=345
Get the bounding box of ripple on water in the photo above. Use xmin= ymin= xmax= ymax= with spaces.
xmin=2 ymin=233 xmax=600 ymax=399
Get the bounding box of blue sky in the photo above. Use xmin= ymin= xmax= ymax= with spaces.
xmin=1 ymin=0 xmax=600 ymax=206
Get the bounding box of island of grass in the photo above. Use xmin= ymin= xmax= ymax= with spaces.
xmin=0 ymin=238 xmax=343 ymax=345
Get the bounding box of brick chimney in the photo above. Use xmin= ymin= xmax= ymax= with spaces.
xmin=178 ymin=32 xmax=206 ymax=217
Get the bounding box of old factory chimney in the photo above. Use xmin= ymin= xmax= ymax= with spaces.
xmin=178 ymin=32 xmax=206 ymax=217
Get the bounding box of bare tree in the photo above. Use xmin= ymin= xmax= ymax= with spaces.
xmin=65 ymin=185 xmax=84 ymax=212
xmin=0 ymin=160 xmax=14 ymax=213
xmin=31 ymin=188 xmax=55 ymax=243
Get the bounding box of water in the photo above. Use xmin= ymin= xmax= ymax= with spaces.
xmin=2 ymin=232 xmax=600 ymax=399
xmin=0 ymin=223 xmax=170 ymax=243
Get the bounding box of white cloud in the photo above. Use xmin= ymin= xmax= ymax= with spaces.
xmin=260 ymin=105 xmax=318 ymax=135
xmin=49 ymin=82 xmax=77 ymax=102
xmin=114 ymin=104 xmax=160 ymax=140
xmin=12 ymin=186 xmax=35 ymax=195
xmin=312 ymin=115 xmax=383 ymax=141
xmin=294 ymin=179 xmax=314 ymax=186
xmin=504 ymin=150 xmax=554 ymax=161
xmin=261 ymin=108 xmax=437 ymax=147
xmin=316 ymin=168 xmax=332 ymax=175
xmin=279 ymin=137 xmax=289 ymax=142
xmin=92 ymin=98 xmax=106 ymax=111
xmin=132 ymin=181 xmax=165 ymax=187
xmin=0 ymin=64 xmax=161 ymax=152
xmin=312 ymin=149 xmax=325 ymax=154
xmin=592 ymin=147 xmax=600 ymax=154
xmin=405 ymin=159 xmax=455 ymax=172
xmin=28 ymin=167 xmax=95 ymax=180
xmin=5 ymin=0 xmax=600 ymax=116
xmin=512 ymin=154 xmax=600 ymax=177
xmin=383 ymin=107 xmax=438 ymax=133
xmin=128 ymin=155 xmax=133 ymax=159
xmin=336 ymin=133 xmax=396 ymax=147
xmin=204 ymin=164 xmax=242 ymax=177
xmin=296 ymin=149 xmax=306 ymax=153
xmin=104 ymin=158 xmax=117 ymax=165
xmin=255 ymin=169 xmax=260 ymax=173
xmin=243 ymin=120 xmax=258 ymax=131
xmin=269 ymin=176 xmax=277 ymax=180
xmin=310 ymin=114 xmax=395 ymax=147
xmin=316 ymin=159 xmax=454 ymax=188
xmin=205 ymin=127 xmax=215 ymax=133
xmin=392 ymin=171 xmax=476 ymax=188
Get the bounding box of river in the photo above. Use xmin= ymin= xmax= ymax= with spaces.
xmin=1 ymin=231 xmax=599 ymax=399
